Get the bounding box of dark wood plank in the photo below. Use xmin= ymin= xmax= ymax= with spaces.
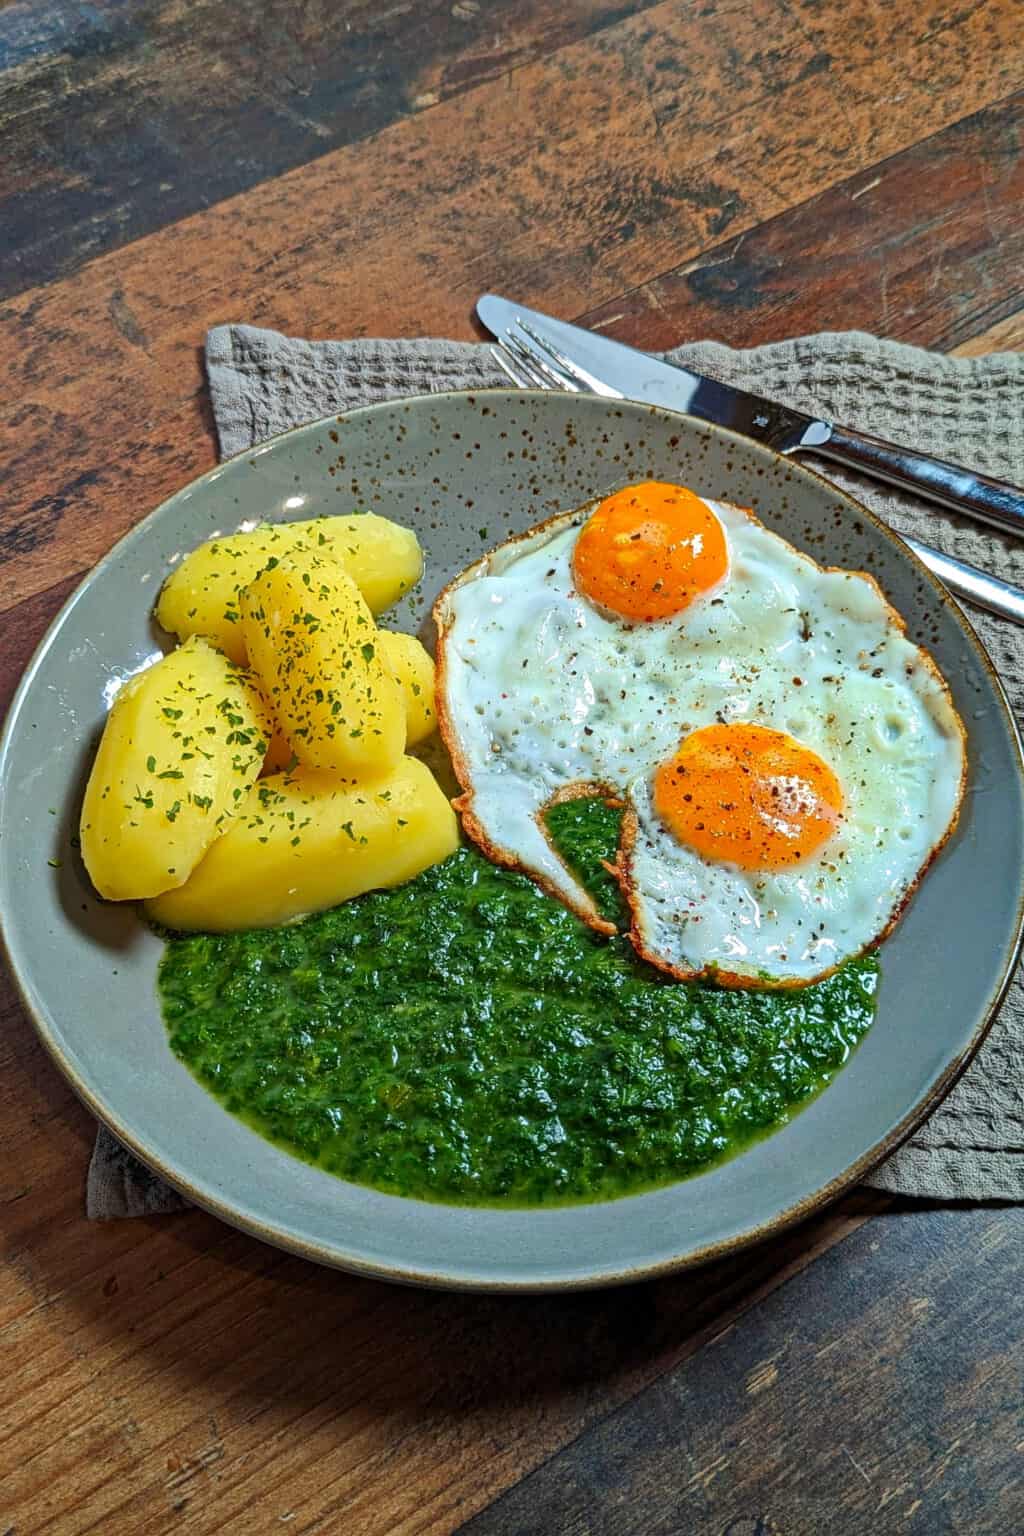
xmin=2 ymin=0 xmax=1022 ymax=619
xmin=0 ymin=0 xmax=656 ymax=301
xmin=458 ymin=1203 xmax=1024 ymax=1536
xmin=580 ymin=93 xmax=1024 ymax=355
xmin=0 ymin=575 xmax=79 ymax=719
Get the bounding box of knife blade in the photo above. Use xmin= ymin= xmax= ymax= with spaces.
xmin=476 ymin=294 xmax=1024 ymax=541
xmin=478 ymin=294 xmax=832 ymax=455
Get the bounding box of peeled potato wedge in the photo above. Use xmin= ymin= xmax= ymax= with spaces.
xmin=80 ymin=636 xmax=272 ymax=901
xmin=155 ymin=514 xmax=422 ymax=663
xmin=260 ymin=629 xmax=437 ymax=774
xmin=377 ymin=631 xmax=437 ymax=746
xmin=241 ymin=548 xmax=405 ymax=778
xmin=146 ymin=757 xmax=459 ymax=931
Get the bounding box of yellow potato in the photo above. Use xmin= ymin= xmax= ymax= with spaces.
xmin=155 ymin=515 xmax=422 ymax=663
xmin=241 ymin=549 xmax=405 ymax=777
xmin=260 ymin=630 xmax=436 ymax=774
xmin=146 ymin=757 xmax=459 ymax=931
xmin=80 ymin=636 xmax=272 ymax=901
xmin=262 ymin=728 xmax=297 ymax=775
xmin=377 ymin=631 xmax=437 ymax=746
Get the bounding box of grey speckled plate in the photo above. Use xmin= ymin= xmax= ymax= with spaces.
xmin=2 ymin=391 xmax=1023 ymax=1291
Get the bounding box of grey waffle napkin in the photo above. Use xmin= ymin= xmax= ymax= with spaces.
xmin=87 ymin=324 xmax=1024 ymax=1218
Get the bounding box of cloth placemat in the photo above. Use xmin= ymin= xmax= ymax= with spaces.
xmin=87 ymin=324 xmax=1024 ymax=1218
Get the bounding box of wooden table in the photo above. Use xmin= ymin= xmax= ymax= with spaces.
xmin=2 ymin=2 xmax=1023 ymax=1531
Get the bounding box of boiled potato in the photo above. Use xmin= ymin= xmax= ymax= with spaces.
xmin=80 ymin=636 xmax=272 ymax=901
xmin=241 ymin=549 xmax=405 ymax=778
xmin=146 ymin=757 xmax=459 ymax=931
xmin=259 ymin=630 xmax=436 ymax=774
xmin=262 ymin=727 xmax=297 ymax=775
xmin=377 ymin=631 xmax=437 ymax=746
xmin=155 ymin=514 xmax=422 ymax=663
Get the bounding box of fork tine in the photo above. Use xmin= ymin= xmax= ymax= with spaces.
xmin=503 ymin=327 xmax=581 ymax=392
xmin=490 ymin=345 xmax=533 ymax=387
xmin=503 ymin=330 xmax=577 ymax=393
xmin=504 ymin=326 xmax=572 ymax=389
xmin=513 ymin=318 xmax=624 ymax=399
xmin=493 ymin=338 xmax=551 ymax=389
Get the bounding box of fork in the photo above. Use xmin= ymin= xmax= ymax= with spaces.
xmin=491 ymin=342 xmax=1024 ymax=627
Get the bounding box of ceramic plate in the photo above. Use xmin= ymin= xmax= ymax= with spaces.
xmin=3 ymin=391 xmax=1022 ymax=1291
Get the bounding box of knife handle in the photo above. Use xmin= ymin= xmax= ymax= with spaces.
xmin=809 ymin=424 xmax=1024 ymax=539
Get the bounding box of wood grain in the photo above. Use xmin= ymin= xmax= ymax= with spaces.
xmin=456 ymin=1204 xmax=1024 ymax=1536
xmin=2 ymin=0 xmax=1022 ymax=616
xmin=952 ymin=308 xmax=1024 ymax=359
xmin=0 ymin=0 xmax=658 ymax=300
xmin=0 ymin=575 xmax=80 ymax=719
xmin=581 ymin=93 xmax=1024 ymax=354
xmin=4 ymin=92 xmax=1023 ymax=656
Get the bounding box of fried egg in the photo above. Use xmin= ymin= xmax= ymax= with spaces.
xmin=434 ymin=482 xmax=966 ymax=987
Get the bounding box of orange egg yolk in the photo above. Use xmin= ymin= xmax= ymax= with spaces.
xmin=653 ymin=722 xmax=844 ymax=870
xmin=571 ymin=481 xmax=728 ymax=622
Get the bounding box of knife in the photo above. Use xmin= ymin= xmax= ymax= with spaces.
xmin=475 ymin=293 xmax=1024 ymax=623
xmin=476 ymin=295 xmax=1024 ymax=541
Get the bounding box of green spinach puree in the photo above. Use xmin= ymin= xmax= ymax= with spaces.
xmin=159 ymin=798 xmax=877 ymax=1206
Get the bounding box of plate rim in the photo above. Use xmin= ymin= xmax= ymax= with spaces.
xmin=3 ymin=387 xmax=1023 ymax=1292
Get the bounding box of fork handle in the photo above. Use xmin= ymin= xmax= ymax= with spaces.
xmin=902 ymin=535 xmax=1024 ymax=627
xmin=803 ymin=423 xmax=1024 ymax=539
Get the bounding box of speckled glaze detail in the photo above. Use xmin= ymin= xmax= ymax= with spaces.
xmin=1 ymin=390 xmax=1022 ymax=1292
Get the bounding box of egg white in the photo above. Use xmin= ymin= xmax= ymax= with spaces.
xmin=434 ymin=497 xmax=966 ymax=986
